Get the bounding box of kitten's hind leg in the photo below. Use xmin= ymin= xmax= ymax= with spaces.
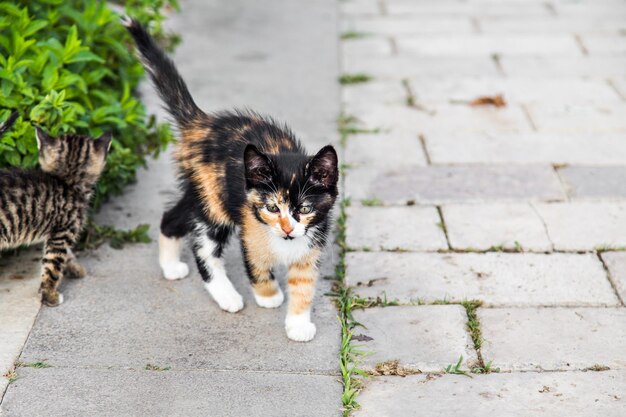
xmin=159 ymin=197 xmax=192 ymax=280
xmin=40 ymin=233 xmax=72 ymax=306
xmin=64 ymin=249 xmax=86 ymax=279
xmin=191 ymin=221 xmax=242 ymax=312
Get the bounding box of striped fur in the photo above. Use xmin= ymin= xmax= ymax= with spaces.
xmin=0 ymin=115 xmax=111 ymax=306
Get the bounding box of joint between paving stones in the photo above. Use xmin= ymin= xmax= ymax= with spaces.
xmin=597 ymin=253 xmax=626 ymax=307
xmin=435 ymin=206 xmax=452 ymax=250
xmin=606 ymin=78 xmax=626 ymax=101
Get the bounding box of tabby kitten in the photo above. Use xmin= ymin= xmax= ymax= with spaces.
xmin=124 ymin=18 xmax=338 ymax=342
xmin=0 ymin=112 xmax=112 ymax=306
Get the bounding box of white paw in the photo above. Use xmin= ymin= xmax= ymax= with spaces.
xmin=285 ymin=314 xmax=316 ymax=342
xmin=205 ymin=281 xmax=244 ymax=313
xmin=161 ymin=261 xmax=189 ymax=280
xmin=254 ymin=288 xmax=284 ymax=309
xmin=58 ymin=293 xmax=64 ymax=305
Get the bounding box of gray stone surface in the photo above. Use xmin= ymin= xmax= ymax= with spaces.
xmin=480 ymin=308 xmax=626 ymax=371
xmin=535 ymin=202 xmax=626 ymax=251
xmin=0 ymin=250 xmax=41 ymax=395
xmin=343 ymin=56 xmax=500 ymax=79
xmin=346 ymin=252 xmax=618 ymax=307
xmin=2 ymin=0 xmax=341 ymax=413
xmin=344 ymin=134 xmax=427 ymax=169
xmin=426 ymin=133 xmax=626 ymax=165
xmin=2 ymin=367 xmax=341 ymax=417
xmin=501 ymin=57 xmax=626 ymax=77
xmin=601 ymin=252 xmax=626 ymax=304
xmin=354 ymin=371 xmax=626 ymax=417
xmin=352 ymin=306 xmax=477 ymax=372
xmin=528 ymin=104 xmax=626 ymax=134
xmin=346 ymin=206 xmax=447 ymax=251
xmin=345 ymin=165 xmax=566 ymax=204
xmin=559 ymin=166 xmax=626 ymax=200
xmin=442 ymin=203 xmax=552 ymax=252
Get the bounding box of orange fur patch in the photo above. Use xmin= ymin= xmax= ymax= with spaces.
xmin=253 ymin=279 xmax=280 ymax=297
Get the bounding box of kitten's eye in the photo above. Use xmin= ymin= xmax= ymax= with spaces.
xmin=266 ymin=204 xmax=279 ymax=213
xmin=299 ymin=206 xmax=313 ymax=214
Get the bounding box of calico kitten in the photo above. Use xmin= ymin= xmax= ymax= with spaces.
xmin=0 ymin=112 xmax=112 ymax=306
xmin=124 ymin=18 xmax=338 ymax=342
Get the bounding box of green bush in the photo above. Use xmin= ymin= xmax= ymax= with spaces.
xmin=0 ymin=0 xmax=179 ymax=208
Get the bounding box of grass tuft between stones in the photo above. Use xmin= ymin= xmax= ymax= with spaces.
xmin=339 ymin=73 xmax=372 ymax=85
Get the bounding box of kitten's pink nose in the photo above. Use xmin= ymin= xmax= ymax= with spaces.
xmin=279 ymin=217 xmax=294 ymax=235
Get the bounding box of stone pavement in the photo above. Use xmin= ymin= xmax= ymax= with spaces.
xmin=340 ymin=0 xmax=626 ymax=415
xmin=1 ymin=0 xmax=342 ymax=416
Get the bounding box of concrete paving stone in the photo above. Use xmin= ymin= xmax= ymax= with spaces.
xmin=344 ymin=134 xmax=427 ymax=168
xmin=386 ymin=2 xmax=551 ymax=17
xmin=345 ymin=252 xmax=618 ymax=306
xmin=345 ymin=206 xmax=447 ymax=251
xmin=559 ymin=166 xmax=626 ymax=200
xmin=397 ymin=35 xmax=580 ymax=57
xmin=528 ymin=104 xmax=626 ymax=133
xmin=425 ymin=132 xmax=626 ymax=165
xmin=408 ymin=77 xmax=620 ymax=105
xmin=352 ymin=306 xmax=477 ymax=372
xmin=1 ymin=368 xmax=341 ymax=417
xmin=601 ymin=251 xmax=626 ymax=303
xmin=341 ymin=81 xmax=406 ymax=107
xmin=480 ymin=307 xmax=626 ymax=371
xmin=345 ymin=104 xmax=532 ymax=135
xmin=0 ymin=250 xmax=41 ymax=394
xmin=442 ymin=203 xmax=552 ymax=251
xmin=555 ymin=1 xmax=626 ymax=17
xmin=479 ymin=16 xmax=626 ymax=33
xmin=500 ymin=57 xmax=626 ymax=77
xmin=535 ymin=202 xmax=626 ymax=251
xmin=341 ymin=38 xmax=392 ymax=57
xmin=577 ymin=35 xmax=626 ymax=55
xmin=341 ymin=16 xmax=474 ymax=35
xmin=343 ymin=55 xmax=500 ymax=79
xmin=354 ymin=371 xmax=626 ymax=417
xmin=340 ymin=0 xmax=380 ymax=16
xmin=344 ymin=165 xmax=566 ymax=204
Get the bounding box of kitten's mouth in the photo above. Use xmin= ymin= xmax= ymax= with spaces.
xmin=283 ymin=236 xmax=294 ymax=241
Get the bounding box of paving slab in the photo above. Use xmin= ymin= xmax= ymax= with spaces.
xmin=341 ymin=81 xmax=406 ymax=108
xmin=397 ymin=35 xmax=580 ymax=57
xmin=528 ymin=104 xmax=626 ymax=133
xmin=346 ymin=206 xmax=447 ymax=251
xmin=344 ymin=165 xmax=566 ymax=204
xmin=535 ymin=202 xmax=626 ymax=251
xmin=346 ymin=252 xmax=618 ymax=306
xmin=352 ymin=306 xmax=477 ymax=372
xmin=386 ymin=2 xmax=551 ymax=17
xmin=2 ymin=367 xmax=341 ymax=417
xmin=345 ymin=104 xmax=532 ymax=134
xmin=341 ymin=16 xmax=473 ymax=35
xmin=480 ymin=308 xmax=626 ymax=371
xmin=0 ymin=250 xmax=41 ymax=395
xmin=500 ymin=57 xmax=626 ymax=77
xmin=559 ymin=166 xmax=626 ymax=200
xmin=343 ymin=56 xmax=500 ymax=79
xmin=426 ymin=132 xmax=626 ymax=165
xmin=600 ymin=251 xmax=626 ymax=304
xmin=479 ymin=16 xmax=626 ymax=34
xmin=341 ymin=38 xmax=392 ymax=57
xmin=344 ymin=134 xmax=427 ymax=169
xmin=442 ymin=203 xmax=552 ymax=252
xmin=354 ymin=371 xmax=626 ymax=417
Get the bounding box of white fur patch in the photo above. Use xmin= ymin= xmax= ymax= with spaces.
xmin=254 ymin=287 xmax=284 ymax=308
xmin=194 ymin=224 xmax=243 ymax=313
xmin=267 ymin=230 xmax=312 ymax=265
xmin=285 ymin=311 xmax=316 ymax=342
xmin=159 ymin=234 xmax=189 ymax=280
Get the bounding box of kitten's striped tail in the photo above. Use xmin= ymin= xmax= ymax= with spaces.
xmin=121 ymin=17 xmax=203 ymax=128
xmin=0 ymin=111 xmax=18 ymax=138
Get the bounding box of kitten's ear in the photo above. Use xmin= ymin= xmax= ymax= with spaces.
xmin=35 ymin=127 xmax=55 ymax=150
xmin=307 ymin=145 xmax=339 ymax=189
xmin=244 ymin=145 xmax=273 ymax=187
xmin=95 ymin=132 xmax=113 ymax=153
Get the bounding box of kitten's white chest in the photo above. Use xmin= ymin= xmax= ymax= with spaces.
xmin=268 ymin=232 xmax=312 ymax=265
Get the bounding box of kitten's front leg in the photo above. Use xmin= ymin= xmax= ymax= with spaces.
xmin=285 ymin=252 xmax=320 ymax=342
xmin=40 ymin=233 xmax=72 ymax=306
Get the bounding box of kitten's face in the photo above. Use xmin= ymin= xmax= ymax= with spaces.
xmin=244 ymin=145 xmax=339 ymax=241
xmin=36 ymin=128 xmax=112 ymax=186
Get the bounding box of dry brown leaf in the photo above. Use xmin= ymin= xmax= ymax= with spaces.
xmin=469 ymin=94 xmax=507 ymax=107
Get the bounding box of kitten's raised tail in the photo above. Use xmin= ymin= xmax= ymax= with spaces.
xmin=0 ymin=111 xmax=19 ymax=138
xmin=122 ymin=17 xmax=203 ymax=127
